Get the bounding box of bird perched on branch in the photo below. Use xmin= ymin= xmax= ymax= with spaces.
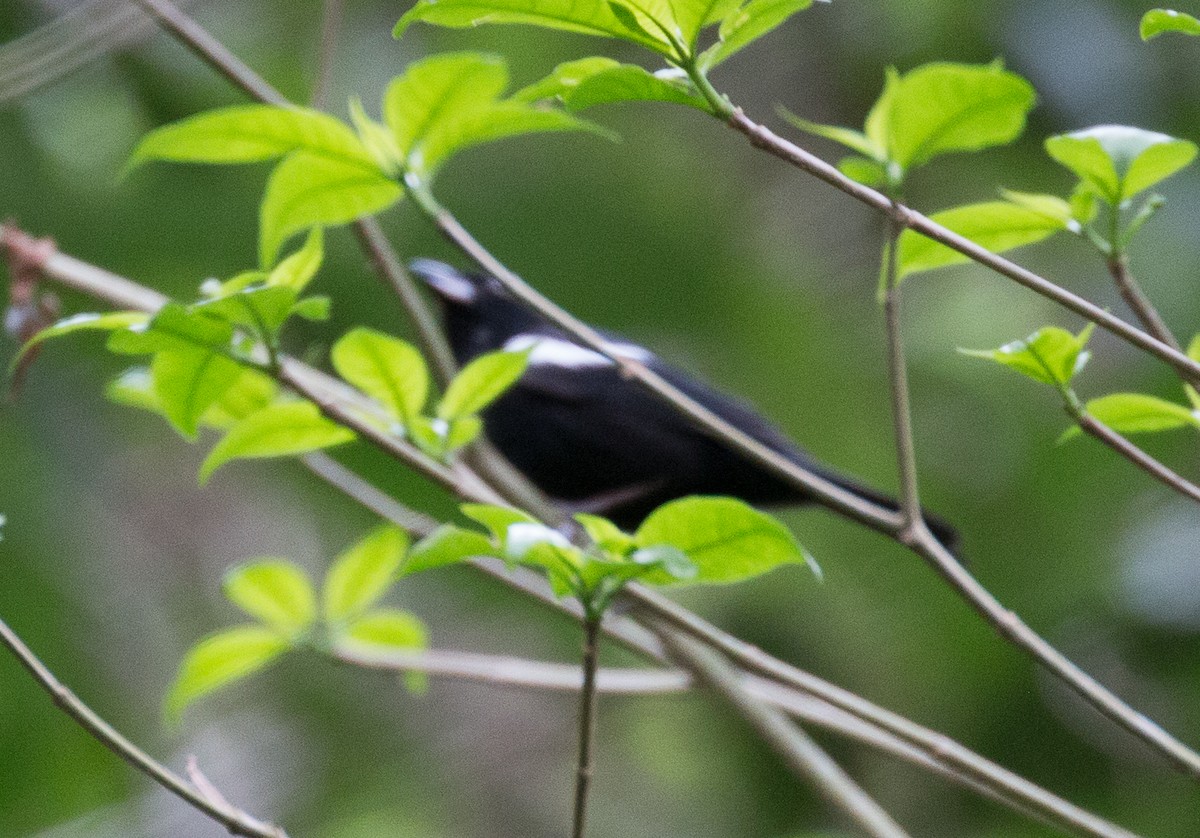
xmin=410 ymin=259 xmax=958 ymax=548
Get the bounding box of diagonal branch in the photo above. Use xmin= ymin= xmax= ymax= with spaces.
xmin=0 ymin=615 xmax=287 ymax=838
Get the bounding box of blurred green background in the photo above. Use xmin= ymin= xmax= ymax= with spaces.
xmin=3 ymin=1 xmax=1200 ymax=835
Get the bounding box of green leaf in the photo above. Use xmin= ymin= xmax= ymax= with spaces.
xmin=418 ymin=102 xmax=606 ymax=176
xmin=340 ymin=609 xmax=428 ymax=651
xmin=883 ymin=62 xmax=1036 ymax=171
xmin=107 ymin=365 xmax=279 ymax=430
xmin=394 ymin=0 xmax=673 ymax=52
xmin=165 ymin=626 xmax=288 ymax=720
xmin=323 ymin=526 xmax=410 ymax=624
xmin=151 ymin=347 xmax=243 ymax=439
xmin=193 ymin=286 xmax=300 ymax=339
xmin=1045 ymin=126 xmax=1197 ymax=205
xmin=634 ymin=496 xmax=806 ymax=585
xmin=348 ymin=97 xmax=403 ymax=176
xmin=266 ymin=227 xmax=324 ymax=290
xmin=837 ymin=156 xmax=889 ymax=187
xmin=444 ymin=415 xmax=485 ymax=451
xmin=512 ymin=57 xmax=622 ymax=102
xmin=961 ymin=324 xmax=1095 ymax=387
xmin=998 ymin=190 xmax=1076 ymax=227
xmin=12 ymin=311 xmax=148 ymax=370
xmin=1186 ymin=334 xmax=1200 ymax=411
xmin=1073 ymin=393 xmax=1200 ymax=437
xmin=222 ymin=560 xmax=317 ymax=638
xmin=384 ymin=53 xmax=508 ymax=160
xmin=777 ymin=107 xmax=878 ymax=157
xmin=562 ymin=65 xmax=709 ymax=112
xmin=404 ymin=525 xmax=497 ymax=575
xmin=199 ymin=401 xmax=355 ymax=484
xmin=575 ymin=513 xmax=635 ymax=554
xmin=1141 ymin=9 xmax=1200 ymax=39
xmin=629 ymin=544 xmax=697 ymax=580
xmin=459 ymin=503 xmax=538 ymax=543
xmin=700 ymin=0 xmax=814 ymax=70
xmin=331 ymin=328 xmax=429 ymax=427
xmin=897 ymin=201 xmax=1067 ymax=279
xmin=437 ymin=349 xmax=529 ymax=420
xmin=130 ymin=105 xmax=372 ymax=169
xmin=259 ymin=151 xmax=402 ymax=267
xmin=291 ymin=296 xmax=332 ymax=321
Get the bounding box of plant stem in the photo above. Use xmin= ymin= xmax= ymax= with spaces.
xmin=1106 ymin=255 xmax=1180 ymax=351
xmin=0 ymin=615 xmax=287 ymax=838
xmin=881 ymin=215 xmax=924 ymax=534
xmin=1071 ymin=408 xmax=1200 ymax=504
xmin=657 ymin=625 xmax=912 ymax=838
xmin=310 ymin=0 xmax=343 ymax=109
xmin=572 ymin=613 xmax=602 ymax=838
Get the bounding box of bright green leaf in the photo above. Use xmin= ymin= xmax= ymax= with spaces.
xmin=165 ymin=626 xmax=288 ymax=720
xmin=961 ymin=324 xmax=1095 ymax=387
xmin=1078 ymin=392 xmax=1200 ymax=436
xmin=394 ymin=0 xmax=672 ymax=53
xmin=634 ymin=496 xmax=806 ymax=585
xmin=1141 ymin=9 xmax=1200 ymax=39
xmin=291 ymin=296 xmax=332 ymax=321
xmin=151 ymin=347 xmax=243 ymax=439
xmin=340 ymin=609 xmax=428 ymax=652
xmin=884 ymin=62 xmax=1036 ymax=170
xmin=267 ymin=227 xmax=324 ymax=290
xmin=348 ymin=97 xmax=403 ymax=176
xmin=193 ymin=286 xmax=300 ymax=338
xmin=897 ymin=201 xmax=1067 ymax=279
xmin=1045 ymin=125 xmax=1197 ymax=205
xmin=12 ymin=311 xmax=148 ymax=370
xmin=998 ymin=190 xmax=1076 ymax=227
xmin=777 ymin=107 xmax=878 ymax=157
xmin=331 ymin=328 xmax=429 ymax=427
xmin=222 ymin=560 xmax=317 ymax=638
xmin=323 ymin=526 xmax=410 ymax=624
xmin=107 ymin=365 xmax=279 ymax=430
xmin=700 ymin=0 xmax=814 ymax=70
xmin=259 ymin=151 xmax=402 ymax=267
xmin=404 ymin=525 xmax=497 ymax=575
xmin=459 ymin=503 xmax=538 ymax=543
xmin=130 ymin=105 xmax=373 ymax=169
xmin=106 ymin=303 xmax=233 ymax=357
xmin=562 ymin=65 xmax=709 ymax=112
xmin=512 ymin=57 xmax=622 ymax=102
xmin=836 ymin=156 xmax=889 ymax=187
xmin=629 ymin=544 xmax=697 ymax=580
xmin=199 ymin=401 xmax=355 ymax=484
xmin=575 ymin=513 xmax=635 ymax=554
xmin=445 ymin=415 xmax=484 ymax=450
xmin=437 ymin=349 xmax=529 ymax=420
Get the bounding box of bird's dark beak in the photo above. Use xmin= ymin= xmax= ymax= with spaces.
xmin=408 ymin=259 xmax=479 ymax=305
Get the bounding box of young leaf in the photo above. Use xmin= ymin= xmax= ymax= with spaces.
xmin=165 ymin=626 xmax=289 ymax=720
xmin=884 ymin=62 xmax=1036 ymax=171
xmin=961 ymin=324 xmax=1095 ymax=388
xmin=106 ymin=303 xmax=233 ymax=356
xmin=629 ymin=544 xmax=698 ymax=580
xmin=222 ymin=560 xmax=317 ymax=638
xmin=199 ymin=401 xmax=355 ymax=484
xmin=340 ymin=608 xmax=429 ymax=652
xmin=322 ymin=526 xmax=410 ymax=625
xmin=634 ymin=496 xmax=806 ymax=585
xmin=331 ymin=328 xmax=430 ymax=427
xmin=777 ymin=108 xmax=878 ymax=158
xmin=404 ymin=525 xmax=498 ymax=575
xmin=259 ymin=152 xmax=402 ymax=268
xmin=394 ymin=0 xmax=675 ymax=53
xmin=107 ymin=365 xmax=278 ymax=430
xmin=562 ymin=65 xmax=710 ymax=112
xmin=460 ymin=503 xmax=538 ymax=543
xmin=437 ymin=349 xmax=529 ymax=421
xmin=700 ymin=0 xmax=815 ymax=70
xmin=266 ymin=227 xmax=324 ymax=291
xmin=12 ymin=311 xmax=147 ymax=369
xmin=130 ymin=105 xmax=373 ymax=169
xmin=896 ymin=201 xmax=1067 ymax=279
xmin=348 ymin=98 xmax=403 ymax=176
xmin=1141 ymin=9 xmax=1200 ymax=39
xmin=383 ymin=53 xmax=508 ymax=161
xmin=512 ymin=57 xmax=622 ymax=103
xmin=575 ymin=513 xmax=636 ymax=554
xmin=837 ymin=156 xmax=889 ymax=188
xmin=291 ymin=296 xmax=332 ymax=321
xmin=193 ymin=286 xmax=300 ymax=337
xmin=1071 ymin=393 xmax=1200 ymax=438
xmin=1045 ymin=126 xmax=1197 ymax=205
xmin=151 ymin=346 xmax=243 ymax=439
xmin=998 ymin=190 xmax=1076 ymax=227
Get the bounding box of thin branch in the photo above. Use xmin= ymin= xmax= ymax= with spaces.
xmin=0 ymin=615 xmax=287 ymax=838
xmin=0 ymin=224 xmax=1158 ymax=837
xmin=721 ymin=110 xmax=1200 ymax=386
xmin=309 ymin=0 xmax=344 ymax=110
xmin=657 ymin=625 xmax=912 ymax=838
xmin=571 ymin=615 xmax=602 ymax=838
xmin=1106 ymin=255 xmax=1180 ymax=352
xmin=881 ymin=214 xmax=923 ymax=533
xmin=1074 ymin=412 xmax=1200 ymax=505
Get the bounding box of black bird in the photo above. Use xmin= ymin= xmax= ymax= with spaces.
xmin=410 ymin=259 xmax=957 ymax=547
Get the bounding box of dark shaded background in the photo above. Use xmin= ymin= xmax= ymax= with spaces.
xmin=3 ymin=1 xmax=1200 ymax=835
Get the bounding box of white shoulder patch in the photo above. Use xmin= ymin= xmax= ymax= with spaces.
xmin=503 ymin=334 xmax=653 ymax=369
